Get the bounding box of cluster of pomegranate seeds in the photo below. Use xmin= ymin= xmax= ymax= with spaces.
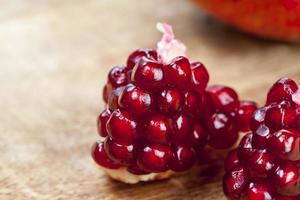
xmin=223 ymin=78 xmax=300 ymax=200
xmin=91 ymin=23 xmax=257 ymax=180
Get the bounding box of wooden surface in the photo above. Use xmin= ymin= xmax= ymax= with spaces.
xmin=1 ymin=0 xmax=300 ymax=199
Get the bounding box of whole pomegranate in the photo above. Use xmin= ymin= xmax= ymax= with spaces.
xmin=223 ymin=78 xmax=300 ymax=199
xmin=193 ymin=0 xmax=300 ymax=41
xmin=92 ymin=23 xmax=256 ymax=184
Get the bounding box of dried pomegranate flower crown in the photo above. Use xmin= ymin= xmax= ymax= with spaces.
xmin=223 ymin=78 xmax=300 ymax=200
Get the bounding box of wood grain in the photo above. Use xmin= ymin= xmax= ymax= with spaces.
xmin=1 ymin=0 xmax=300 ymax=199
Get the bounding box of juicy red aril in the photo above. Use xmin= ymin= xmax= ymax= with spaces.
xmin=224 ymin=78 xmax=300 ymax=199
xmin=266 ymin=78 xmax=298 ymax=105
xmin=131 ymin=58 xmax=164 ymax=91
xmin=172 ymin=114 xmax=191 ymax=145
xmin=137 ymin=144 xmax=172 ymax=173
xmin=268 ymin=129 xmax=300 ymax=159
xmin=250 ymin=107 xmax=267 ymax=132
xmin=104 ymin=137 xmax=134 ymax=165
xmin=103 ymin=85 xmax=109 ymax=103
xmin=107 ymin=65 xmax=128 ymax=89
xmin=118 ymin=83 xmax=152 ymax=115
xmin=247 ymin=151 xmax=277 ymax=177
xmin=190 ymin=122 xmax=208 ymax=147
xmin=126 ymin=48 xmax=158 ymax=70
xmin=106 ymin=109 xmax=137 ymax=144
xmin=108 ymin=86 xmax=125 ymax=110
xmin=236 ymin=101 xmax=258 ymax=132
xmin=97 ymin=108 xmax=111 ymax=137
xmin=143 ymin=114 xmax=171 ymax=144
xmin=183 ymin=91 xmax=202 ymax=115
xmin=205 ymin=85 xmax=239 ymax=113
xmin=205 ymin=112 xmax=238 ymax=149
xmin=273 ymin=161 xmax=299 ymax=188
xmin=223 ymin=165 xmax=249 ymax=199
xmin=170 ymin=145 xmax=196 ymax=172
xmin=191 ymin=62 xmax=209 ymax=94
xmin=164 ymin=56 xmax=191 ymax=89
xmin=157 ymin=88 xmax=182 ymax=114
xmin=243 ymin=179 xmax=275 ymax=200
xmin=91 ymin=141 xmax=121 ymax=169
xmin=224 ymin=149 xmax=240 ymax=172
xmin=264 ymin=101 xmax=297 ymax=130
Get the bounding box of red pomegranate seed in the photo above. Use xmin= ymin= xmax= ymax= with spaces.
xmin=264 ymin=101 xmax=297 ymax=130
xmin=106 ymin=109 xmax=137 ymax=144
xmin=131 ymin=57 xmax=164 ymax=91
xmin=118 ymin=83 xmax=152 ymax=115
xmin=143 ymin=114 xmax=171 ymax=144
xmin=170 ymin=145 xmax=196 ymax=172
xmin=137 ymin=144 xmax=172 ymax=173
xmin=205 ymin=85 xmax=239 ymax=113
xmin=172 ymin=113 xmax=191 ymax=145
xmin=108 ymin=86 xmax=125 ymax=110
xmin=97 ymin=108 xmax=111 ymax=137
xmin=157 ymin=88 xmax=182 ymax=114
xmin=242 ymin=179 xmax=275 ymax=200
xmin=190 ymin=62 xmax=209 ymax=94
xmin=91 ymin=141 xmax=121 ymax=169
xmin=247 ymin=151 xmax=277 ymax=177
xmin=236 ymin=101 xmax=258 ymax=132
xmin=164 ymin=56 xmax=191 ymax=89
xmin=223 ymin=165 xmax=249 ymax=199
xmin=104 ymin=137 xmax=134 ymax=165
xmin=126 ymin=48 xmax=158 ymax=70
xmin=107 ymin=65 xmax=128 ymax=89
xmin=266 ymin=78 xmax=298 ymax=105
xmin=103 ymin=85 xmax=109 ymax=103
xmin=224 ymin=149 xmax=240 ymax=172
xmin=252 ymin=123 xmax=272 ymax=149
xmin=273 ymin=161 xmax=299 ymax=188
xmin=182 ymin=91 xmax=202 ymax=116
xmin=250 ymin=107 xmax=267 ymax=132
xmin=190 ymin=122 xmax=209 ymax=147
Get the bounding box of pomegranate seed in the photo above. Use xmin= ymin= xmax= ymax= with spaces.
xmin=143 ymin=114 xmax=171 ymax=144
xmin=250 ymin=107 xmax=267 ymax=132
xmin=183 ymin=91 xmax=202 ymax=115
xmin=126 ymin=48 xmax=158 ymax=70
xmin=91 ymin=141 xmax=121 ymax=169
xmin=137 ymin=144 xmax=172 ymax=173
xmin=205 ymin=85 xmax=239 ymax=113
xmin=157 ymin=88 xmax=182 ymax=114
xmin=242 ymin=179 xmax=275 ymax=200
xmin=106 ymin=109 xmax=137 ymax=144
xmin=108 ymin=86 xmax=125 ymax=110
xmin=97 ymin=108 xmax=111 ymax=137
xmin=236 ymin=101 xmax=258 ymax=132
xmin=223 ymin=165 xmax=249 ymax=199
xmin=118 ymin=83 xmax=152 ymax=115
xmin=164 ymin=56 xmax=191 ymax=89
xmin=107 ymin=65 xmax=128 ymax=89
xmin=252 ymin=124 xmax=272 ymax=149
xmin=190 ymin=62 xmax=209 ymax=94
xmin=170 ymin=145 xmax=196 ymax=172
xmin=265 ymin=101 xmax=297 ymax=130
xmin=247 ymin=151 xmax=277 ymax=177
xmin=224 ymin=149 xmax=240 ymax=172
xmin=266 ymin=78 xmax=298 ymax=105
xmin=273 ymin=161 xmax=299 ymax=188
xmin=172 ymin=114 xmax=191 ymax=144
xmin=190 ymin=122 xmax=209 ymax=147
xmin=131 ymin=58 xmax=164 ymax=91
xmin=104 ymin=137 xmax=134 ymax=165
xmin=103 ymin=85 xmax=109 ymax=103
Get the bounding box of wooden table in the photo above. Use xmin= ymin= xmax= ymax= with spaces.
xmin=1 ymin=0 xmax=300 ymax=199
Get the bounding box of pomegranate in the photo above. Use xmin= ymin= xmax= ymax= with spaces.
xmin=223 ymin=78 xmax=300 ymax=199
xmin=92 ymin=23 xmax=256 ymax=184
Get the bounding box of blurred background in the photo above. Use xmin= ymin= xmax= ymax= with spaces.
xmin=1 ymin=0 xmax=300 ymax=200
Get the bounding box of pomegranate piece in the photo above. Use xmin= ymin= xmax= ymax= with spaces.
xmin=224 ymin=78 xmax=300 ymax=199
xmin=92 ymin=23 xmax=256 ymax=183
